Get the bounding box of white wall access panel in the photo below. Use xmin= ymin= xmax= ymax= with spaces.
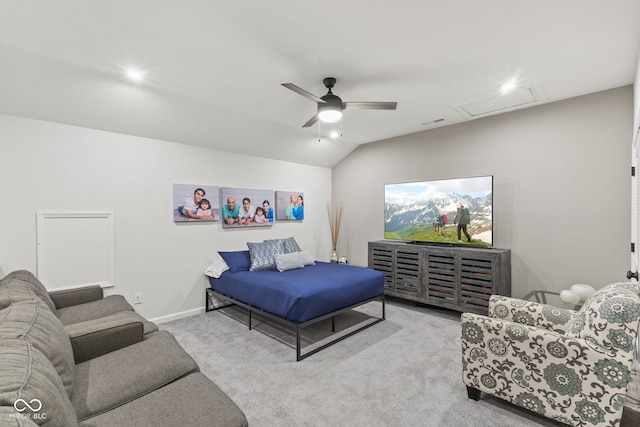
xmin=36 ymin=212 xmax=115 ymax=290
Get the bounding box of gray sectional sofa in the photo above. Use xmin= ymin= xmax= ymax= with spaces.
xmin=0 ymin=270 xmax=248 ymax=427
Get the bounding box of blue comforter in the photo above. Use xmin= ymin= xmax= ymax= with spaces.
xmin=208 ymin=262 xmax=384 ymax=323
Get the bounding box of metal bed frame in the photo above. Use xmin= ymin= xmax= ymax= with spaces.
xmin=205 ymin=288 xmax=385 ymax=361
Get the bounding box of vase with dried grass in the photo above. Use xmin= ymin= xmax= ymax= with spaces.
xmin=327 ymin=202 xmax=343 ymax=263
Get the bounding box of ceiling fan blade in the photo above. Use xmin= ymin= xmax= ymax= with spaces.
xmin=282 ymin=83 xmax=327 ymax=104
xmin=302 ymin=114 xmax=319 ymax=128
xmin=343 ymin=102 xmax=397 ymax=110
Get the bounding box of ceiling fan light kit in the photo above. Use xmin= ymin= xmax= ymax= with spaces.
xmin=318 ymin=104 xmax=342 ymax=123
xmin=282 ymin=77 xmax=397 ymax=128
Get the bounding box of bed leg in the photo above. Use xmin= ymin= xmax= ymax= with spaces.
xmin=331 ymin=316 xmax=335 ymax=332
xmin=248 ymin=309 xmax=252 ymax=330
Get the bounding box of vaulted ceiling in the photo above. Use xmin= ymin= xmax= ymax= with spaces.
xmin=1 ymin=1 xmax=639 ymax=167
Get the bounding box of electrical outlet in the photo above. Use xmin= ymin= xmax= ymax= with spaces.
xmin=133 ymin=292 xmax=142 ymax=305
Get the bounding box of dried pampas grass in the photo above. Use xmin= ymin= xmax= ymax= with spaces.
xmin=327 ymin=202 xmax=343 ymax=250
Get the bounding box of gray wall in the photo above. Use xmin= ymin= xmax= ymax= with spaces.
xmin=332 ymin=86 xmax=633 ymax=297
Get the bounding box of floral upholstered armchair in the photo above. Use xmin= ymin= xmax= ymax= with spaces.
xmin=461 ymin=282 xmax=640 ymax=426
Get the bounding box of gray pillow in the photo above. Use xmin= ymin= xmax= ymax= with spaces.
xmin=247 ymin=240 xmax=285 ymax=271
xmin=299 ymin=250 xmax=316 ymax=266
xmin=275 ymin=252 xmax=305 ymax=272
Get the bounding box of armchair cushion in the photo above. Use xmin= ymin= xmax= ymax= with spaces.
xmin=489 ymin=295 xmax=577 ymax=333
xmin=566 ymin=282 xmax=640 ymax=358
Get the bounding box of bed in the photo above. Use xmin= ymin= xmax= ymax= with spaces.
xmin=205 ymin=249 xmax=385 ymax=361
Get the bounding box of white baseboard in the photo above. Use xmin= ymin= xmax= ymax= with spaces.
xmin=150 ymin=306 xmax=204 ymax=324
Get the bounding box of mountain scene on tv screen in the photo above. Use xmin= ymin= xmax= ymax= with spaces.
xmin=385 ymin=179 xmax=492 ymax=246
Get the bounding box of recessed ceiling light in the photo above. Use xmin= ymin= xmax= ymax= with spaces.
xmin=124 ymin=68 xmax=146 ymax=83
xmin=500 ymin=78 xmax=518 ymax=95
xmin=329 ymin=130 xmax=340 ymax=139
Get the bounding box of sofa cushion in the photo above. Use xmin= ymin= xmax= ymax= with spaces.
xmin=0 ymin=406 xmax=39 ymax=426
xmin=0 ymin=339 xmax=78 ymax=427
xmin=55 ymin=295 xmax=133 ymax=326
xmin=64 ymin=311 xmax=159 ymax=363
xmin=78 ymin=373 xmax=248 ymax=427
xmin=0 ymin=279 xmax=41 ymax=310
xmin=566 ymin=282 xmax=640 ymax=357
xmin=71 ymin=331 xmax=199 ymax=421
xmin=0 ymin=300 xmax=75 ymax=399
xmin=2 ymin=271 xmax=57 ymax=314
xmin=49 ymin=286 xmax=104 ymax=309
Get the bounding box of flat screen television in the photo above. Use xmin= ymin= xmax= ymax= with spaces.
xmin=384 ymin=175 xmax=493 ymax=247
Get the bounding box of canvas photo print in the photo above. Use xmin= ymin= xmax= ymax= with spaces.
xmin=173 ymin=184 xmax=220 ymax=222
xmin=220 ymin=187 xmax=274 ymax=228
xmin=275 ymin=191 xmax=304 ymax=221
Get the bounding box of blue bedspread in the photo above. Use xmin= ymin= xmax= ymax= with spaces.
xmin=207 ymin=262 xmax=384 ymax=323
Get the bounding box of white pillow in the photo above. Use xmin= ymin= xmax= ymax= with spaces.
xmin=204 ymin=253 xmax=230 ymax=278
xmin=299 ymin=250 xmax=316 ymax=266
xmin=275 ymin=252 xmax=305 ymax=272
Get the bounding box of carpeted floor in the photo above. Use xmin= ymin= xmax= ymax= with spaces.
xmin=161 ymin=299 xmax=637 ymax=427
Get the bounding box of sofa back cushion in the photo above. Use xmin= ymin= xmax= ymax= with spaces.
xmin=0 ymin=406 xmax=40 ymax=426
xmin=0 ymin=339 xmax=78 ymax=427
xmin=1 ymin=272 xmax=57 ymax=314
xmin=566 ymin=282 xmax=640 ymax=359
xmin=0 ymin=279 xmax=41 ymax=311
xmin=0 ymin=301 xmax=75 ymax=399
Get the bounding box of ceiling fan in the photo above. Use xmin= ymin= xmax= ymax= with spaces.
xmin=282 ymin=77 xmax=397 ymax=128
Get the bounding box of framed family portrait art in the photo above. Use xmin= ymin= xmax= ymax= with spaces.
xmin=220 ymin=187 xmax=274 ymax=228
xmin=275 ymin=191 xmax=304 ymax=221
xmin=173 ymin=184 xmax=220 ymax=222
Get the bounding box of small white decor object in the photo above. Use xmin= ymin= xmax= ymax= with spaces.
xmin=570 ymin=283 xmax=596 ymax=303
xmin=560 ymin=289 xmax=581 ymax=305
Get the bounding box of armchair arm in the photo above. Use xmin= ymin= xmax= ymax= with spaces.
xmin=489 ymin=295 xmax=576 ymax=333
xmin=50 ymin=285 xmax=104 ymax=309
xmin=65 ymin=311 xmax=145 ymax=363
xmin=461 ymin=312 xmax=631 ymax=426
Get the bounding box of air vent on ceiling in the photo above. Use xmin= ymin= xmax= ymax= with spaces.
xmin=421 ymin=118 xmax=445 ymax=126
xmin=454 ymin=87 xmax=538 ymax=118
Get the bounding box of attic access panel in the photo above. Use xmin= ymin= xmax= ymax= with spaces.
xmin=36 ymin=212 xmax=115 ymax=290
xmin=454 ymin=87 xmax=538 ymax=118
